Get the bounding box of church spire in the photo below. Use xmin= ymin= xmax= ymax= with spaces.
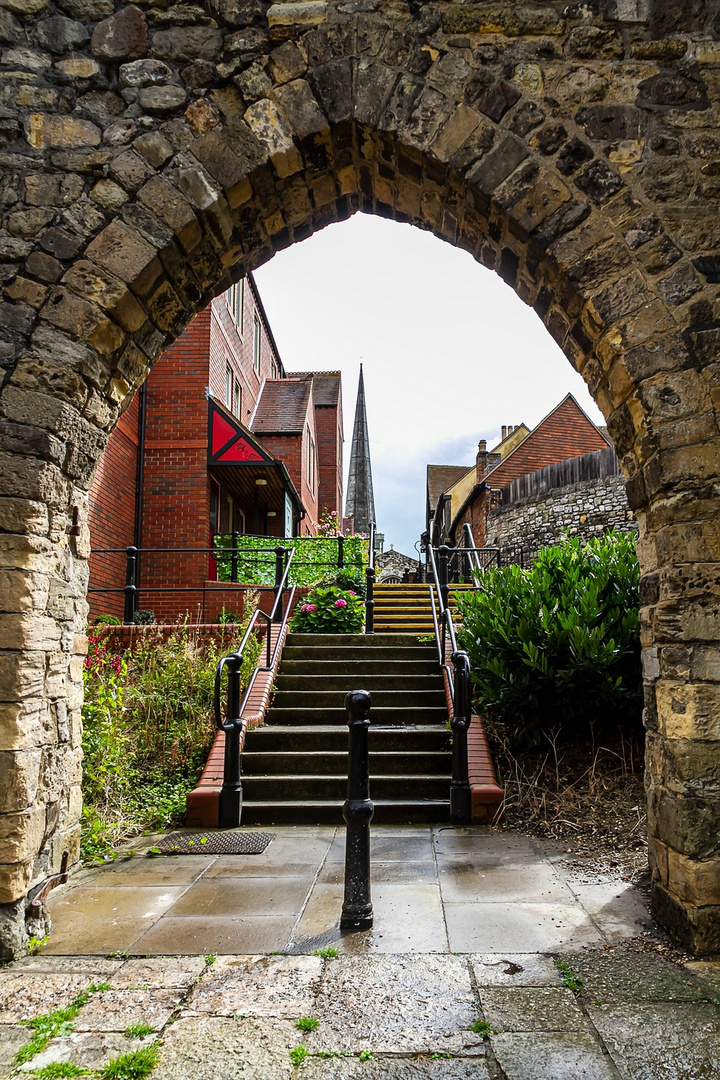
xmin=345 ymin=364 xmax=376 ymax=535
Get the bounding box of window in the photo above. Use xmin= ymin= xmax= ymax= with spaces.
xmin=305 ymin=425 xmax=316 ymax=492
xmin=225 ymin=364 xmax=233 ymax=408
xmin=233 ymin=379 xmax=241 ymax=418
xmin=253 ymin=314 xmax=261 ymax=375
xmin=227 ymin=281 xmax=244 ymax=333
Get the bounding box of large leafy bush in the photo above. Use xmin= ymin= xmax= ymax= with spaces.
xmin=290 ymin=585 xmax=364 ymax=633
xmin=456 ymin=532 xmax=642 ymax=744
xmin=212 ymin=534 xmax=368 ymax=588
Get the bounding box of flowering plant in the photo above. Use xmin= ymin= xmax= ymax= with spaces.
xmin=290 ymin=585 xmax=364 ymax=633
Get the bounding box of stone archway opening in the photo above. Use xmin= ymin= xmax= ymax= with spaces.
xmin=1 ymin=2 xmax=719 ymax=958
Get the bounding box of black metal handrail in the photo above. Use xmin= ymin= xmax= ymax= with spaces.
xmin=427 ymin=542 xmax=472 ymax=824
xmin=212 ymin=546 xmax=297 ymax=828
xmin=365 ymin=521 xmax=376 ymax=634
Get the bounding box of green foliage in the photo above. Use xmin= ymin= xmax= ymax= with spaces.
xmin=81 ymin=612 xmax=261 ymax=858
xmin=15 ymin=984 xmax=109 ymax=1065
xmin=554 ymin=958 xmax=584 ymax=993
xmin=358 ymin=1050 xmax=373 ymax=1062
xmin=133 ymin=610 xmax=155 ymax=626
xmin=216 ymin=607 xmax=240 ymax=624
xmin=295 ymin=1016 xmax=319 ymax=1033
xmin=213 ymin=534 xmax=368 ymax=588
xmin=290 ymin=586 xmax=364 ymax=634
xmin=289 ymin=1046 xmax=308 ymax=1066
xmin=125 ymin=1024 xmax=156 ymax=1039
xmin=27 ymin=935 xmax=49 ymax=955
xmin=456 ymin=533 xmax=642 ymax=744
xmin=99 ymin=1045 xmax=159 ymax=1079
xmin=313 ymin=947 xmax=338 ymax=959
xmin=471 ymin=1020 xmax=494 ymax=1037
xmin=94 ymin=614 xmax=121 ymax=626
xmin=323 ymin=566 xmax=367 ymax=598
xmin=31 ymin=1064 xmax=87 ymax=1078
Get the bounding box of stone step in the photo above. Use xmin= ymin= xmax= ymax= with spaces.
xmin=242 ymin=774 xmax=451 ymax=800
xmin=275 ymin=674 xmax=443 ymax=692
xmin=241 ymin=750 xmax=452 ymax=776
xmin=271 ymin=690 xmax=447 ymax=709
xmin=265 ymin=706 xmax=448 ymax=725
xmin=239 ymin=799 xmax=452 ymax=825
xmin=281 ymin=646 xmax=435 ymax=661
xmin=285 ymin=633 xmax=429 ymax=648
xmin=279 ymin=660 xmax=440 ymax=676
xmin=244 ymin=725 xmax=451 ymax=753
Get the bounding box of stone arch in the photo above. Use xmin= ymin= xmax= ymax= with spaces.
xmin=1 ymin=1 xmax=719 ymax=956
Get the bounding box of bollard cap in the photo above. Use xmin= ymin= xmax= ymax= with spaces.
xmin=345 ymin=689 xmax=371 ymax=724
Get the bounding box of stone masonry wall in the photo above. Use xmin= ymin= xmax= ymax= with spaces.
xmin=0 ymin=0 xmax=719 ymax=956
xmin=487 ymin=472 xmax=636 ymax=563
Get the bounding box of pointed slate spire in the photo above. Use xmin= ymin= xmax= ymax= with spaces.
xmin=345 ymin=365 xmax=376 ymax=535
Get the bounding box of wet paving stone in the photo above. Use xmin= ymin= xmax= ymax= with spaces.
xmin=15 ymin=1032 xmax=154 ymax=1074
xmin=588 ymin=1002 xmax=720 ymax=1080
xmin=0 ymin=973 xmax=98 ymax=1024
xmin=478 ymin=986 xmax=589 ymax=1033
xmin=152 ymin=1016 xmax=296 ymax=1080
xmin=71 ymin=986 xmax=183 ymax=1032
xmin=297 ymin=1055 xmax=491 ymax=1078
xmin=0 ymin=1025 xmax=29 ymax=1074
xmin=491 ymin=1031 xmax=619 ymax=1080
xmin=109 ymin=955 xmax=208 ymax=989
xmin=188 ymin=954 xmax=323 ymax=1017
xmin=567 ymin=948 xmax=714 ymax=1003
xmin=305 ymin=955 xmax=476 ymax=1054
xmin=471 ymin=954 xmax=562 ymax=987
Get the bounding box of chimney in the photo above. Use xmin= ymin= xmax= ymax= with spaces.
xmin=501 ymin=425 xmax=507 ymax=440
xmin=476 ymin=440 xmax=501 ymax=481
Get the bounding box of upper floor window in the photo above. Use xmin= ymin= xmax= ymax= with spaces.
xmin=225 ymin=364 xmax=233 ymax=408
xmin=253 ymin=314 xmax=261 ymax=375
xmin=305 ymin=425 xmax=316 ymax=493
xmin=233 ymin=379 xmax=241 ymax=418
xmin=227 ymin=281 xmax=244 ymax=333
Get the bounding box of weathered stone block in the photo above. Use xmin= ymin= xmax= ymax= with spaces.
xmin=137 ymin=176 xmax=202 ymax=253
xmin=274 ymin=78 xmax=327 ymax=140
xmin=40 ymin=289 xmax=125 ymax=357
xmin=25 ymin=114 xmax=101 ymax=151
xmin=0 ymin=860 xmax=34 ymax=906
xmin=151 ymin=26 xmax=222 ymax=63
xmin=62 ymin=260 xmax=145 ymax=333
xmin=0 ymin=750 xmax=42 ymax=814
xmin=34 ymin=14 xmax=89 ymax=54
xmin=467 ymin=134 xmax=529 ymax=196
xmin=268 ymin=2 xmax=327 ymax=39
xmin=244 ymin=97 xmax=301 ymax=178
xmin=84 ymin=219 xmax=162 ymax=296
xmin=137 ymin=85 xmax=187 ymax=115
xmin=91 ymin=5 xmax=147 ymax=63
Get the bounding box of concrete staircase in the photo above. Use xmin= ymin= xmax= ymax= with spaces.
xmin=373 ymin=582 xmax=474 ymax=635
xmin=239 ymin=632 xmax=452 ymax=825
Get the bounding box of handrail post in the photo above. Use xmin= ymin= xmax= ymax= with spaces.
xmin=123 ymin=545 xmax=138 ymax=625
xmin=218 ymin=653 xmax=243 ymax=828
xmin=450 ymin=650 xmax=472 ymax=824
xmin=231 ymin=530 xmax=239 ymax=583
xmin=272 ymin=545 xmax=285 ymax=624
xmin=365 ymin=564 xmax=375 ymax=634
xmin=340 ymin=690 xmax=374 ymax=931
xmin=337 ymin=534 xmax=344 ymax=569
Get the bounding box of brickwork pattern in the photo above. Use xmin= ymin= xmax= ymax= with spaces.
xmin=0 ymin=1 xmax=719 ymax=956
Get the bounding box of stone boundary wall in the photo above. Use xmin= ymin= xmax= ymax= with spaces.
xmin=487 ymin=467 xmax=635 ymax=564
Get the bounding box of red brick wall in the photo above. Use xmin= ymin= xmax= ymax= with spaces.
xmin=260 ymin=431 xmax=318 ymax=534
xmin=87 ymin=394 xmax=140 ymax=621
xmin=315 ymin=403 xmax=343 ymax=522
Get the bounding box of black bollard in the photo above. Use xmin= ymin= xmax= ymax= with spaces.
xmin=217 ymin=653 xmax=244 ymax=828
xmin=340 ymin=690 xmax=374 ymax=931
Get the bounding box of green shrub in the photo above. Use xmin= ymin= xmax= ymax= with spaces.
xmin=290 ymin=586 xmax=364 ymax=634
xmin=456 ymin=532 xmax=642 ymax=745
xmin=81 ymin=612 xmax=261 ymax=857
xmin=323 ymin=566 xmax=367 ymax=599
xmin=133 ymin=609 xmax=155 ymax=625
xmin=212 ymin=534 xmax=368 ymax=588
xmin=94 ymin=613 xmax=121 ymax=626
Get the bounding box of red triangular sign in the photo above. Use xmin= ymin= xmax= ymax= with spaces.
xmin=220 ymin=438 xmax=264 ymax=462
xmin=212 ymin=411 xmax=238 ymax=455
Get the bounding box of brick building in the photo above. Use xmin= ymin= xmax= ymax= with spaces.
xmin=88 ymin=275 xmax=343 ymax=622
xmin=426 ymin=396 xmax=610 ymax=550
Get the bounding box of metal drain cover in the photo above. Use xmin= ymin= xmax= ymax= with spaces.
xmin=152 ymin=831 xmax=274 ymax=855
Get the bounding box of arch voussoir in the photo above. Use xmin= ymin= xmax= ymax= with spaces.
xmin=1 ymin=0 xmax=719 ymax=957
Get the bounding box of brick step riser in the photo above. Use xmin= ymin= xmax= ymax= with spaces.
xmin=241 ymin=751 xmax=452 ymax=776
xmin=266 ymin=708 xmax=448 ymax=726
xmin=239 ymin=801 xmax=452 ymax=825
xmin=245 ymin=727 xmax=452 ymax=752
xmin=271 ymin=691 xmax=447 ymax=709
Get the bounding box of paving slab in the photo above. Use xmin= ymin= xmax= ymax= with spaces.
xmin=471 ymin=954 xmax=563 ymax=987
xmin=78 ymin=853 xmax=216 ymax=886
xmin=319 ymin=860 xmax=438 ymax=884
xmin=71 ymin=986 xmax=183 ymax=1032
xmin=685 ymin=960 xmax=720 ymax=997
xmin=567 ymin=949 xmax=713 ymax=1003
xmin=491 ymin=1031 xmax=620 ymax=1080
xmin=305 ymin=955 xmax=476 ymax=1054
xmin=152 ymin=1015 xmax=297 ymax=1080
xmin=479 ymin=986 xmax=589 ymax=1033
xmin=297 ymin=1057 xmax=492 ymax=1079
xmin=327 ymin=833 xmax=436 ymax=864
xmin=15 ymin=1032 xmax=155 ymax=1073
xmin=130 ymin=914 xmax=297 ymax=955
xmin=444 ymin=901 xmax=603 ymax=952
xmin=588 ymin=1002 xmax=720 ymax=1080
xmin=0 ymin=1025 xmax=29 ymax=1073
xmin=44 ymin=884 xmax=186 ymax=953
xmin=438 ymin=862 xmax=573 ymax=903
xmin=169 ymin=875 xmax=314 ymax=918
xmin=4 ymin=956 xmax=123 ymax=976
xmin=109 ymin=955 xmax=208 ymax=989
xmin=188 ymin=954 xmax=323 ymax=1017
xmin=0 ymin=973 xmax=99 ymax=1023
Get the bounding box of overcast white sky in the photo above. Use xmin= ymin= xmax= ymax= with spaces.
xmin=254 ymin=213 xmax=604 ymax=557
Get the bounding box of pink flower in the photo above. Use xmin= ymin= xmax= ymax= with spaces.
xmin=348 ymin=591 xmax=357 ymax=596
xmin=306 ymin=603 xmax=317 ymax=613
xmin=334 ymin=598 xmax=347 ymax=609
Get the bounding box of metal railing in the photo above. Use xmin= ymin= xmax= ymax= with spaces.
xmin=213 ymin=547 xmax=297 ymax=828
xmin=427 ymin=542 xmax=471 ymax=824
xmin=365 ymin=521 xmax=376 ymax=634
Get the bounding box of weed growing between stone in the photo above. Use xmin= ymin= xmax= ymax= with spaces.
xmin=313 ymin=947 xmax=338 ymax=959
xmin=14 ymin=983 xmax=109 ymax=1065
xmin=124 ymin=1024 xmax=156 ymax=1039
xmin=295 ymin=1016 xmax=319 ymax=1032
xmin=31 ymin=1064 xmax=87 ymax=1078
xmin=554 ymin=958 xmax=585 ymax=993
xmin=99 ymin=1045 xmax=159 ymax=1079
xmin=81 ymin=613 xmax=260 ymax=860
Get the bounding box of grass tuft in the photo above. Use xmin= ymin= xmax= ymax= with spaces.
xmin=289 ymin=1046 xmax=308 ymax=1066
xmin=124 ymin=1024 xmax=156 ymax=1039
xmin=294 ymin=1016 xmax=319 ymax=1033
xmin=554 ymin=958 xmax=585 ymax=994
xmin=313 ymin=947 xmax=338 ymax=959
xmin=471 ymin=1020 xmax=494 ymax=1037
xmin=14 ymin=983 xmax=110 ymax=1066
xmin=31 ymin=1064 xmax=87 ymax=1079
xmin=99 ymin=1044 xmax=159 ymax=1080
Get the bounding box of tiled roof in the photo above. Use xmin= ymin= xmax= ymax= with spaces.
xmin=485 ymin=394 xmax=610 ymax=489
xmin=427 ymin=465 xmax=470 ymax=510
xmin=280 ymin=371 xmax=342 ymax=406
xmin=251 ymin=378 xmax=312 ymax=434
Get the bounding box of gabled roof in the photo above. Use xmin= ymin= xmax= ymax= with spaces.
xmin=484 ymin=394 xmax=610 ymax=489
xmin=427 ymin=465 xmax=469 ymax=512
xmin=289 ymin=371 xmax=342 ymax=407
xmin=251 ymin=378 xmax=313 ymax=434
